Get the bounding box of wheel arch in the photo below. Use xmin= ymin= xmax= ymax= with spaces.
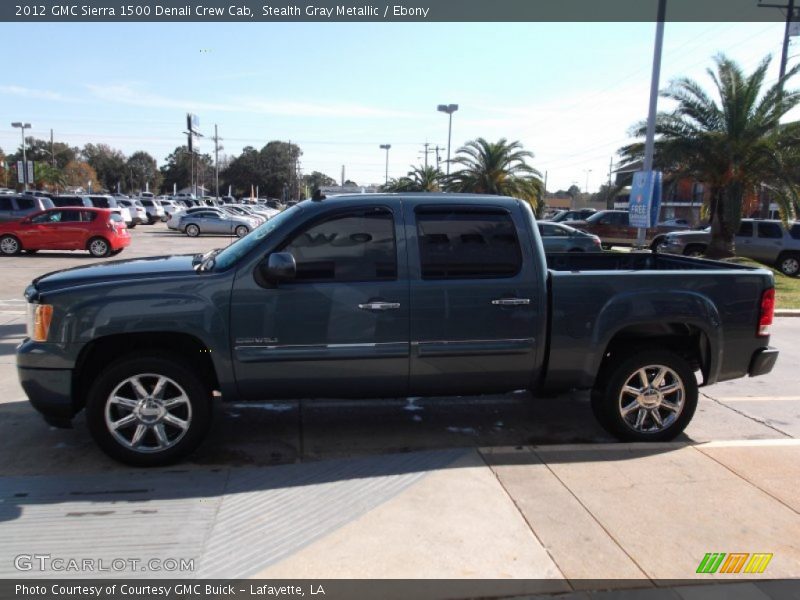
xmin=72 ymin=332 xmax=220 ymax=412
xmin=589 ymin=290 xmax=722 ymax=388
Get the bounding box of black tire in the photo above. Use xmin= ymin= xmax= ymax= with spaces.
xmin=0 ymin=234 xmax=22 ymax=256
xmin=87 ymin=237 xmax=111 ymax=257
xmin=128 ymin=222 xmax=137 ymax=229
xmin=683 ymin=244 xmax=706 ymax=258
xmin=185 ymin=223 xmax=200 ymax=237
xmin=776 ymin=252 xmax=800 ymax=277
xmin=235 ymin=225 xmax=250 ymax=238
xmin=601 ymin=243 xmax=612 ymax=250
xmin=85 ymin=355 xmax=212 ymax=467
xmin=591 ymin=349 xmax=698 ymax=442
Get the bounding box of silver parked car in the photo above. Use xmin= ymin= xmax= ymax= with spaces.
xmin=0 ymin=195 xmax=54 ymax=222
xmin=537 ymin=221 xmax=602 ymax=252
xmin=178 ymin=210 xmax=254 ymax=238
xmin=658 ymin=219 xmax=800 ymax=276
xmin=167 ymin=206 xmax=225 ymax=230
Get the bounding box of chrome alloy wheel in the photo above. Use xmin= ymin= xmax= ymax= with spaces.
xmin=104 ymin=373 xmax=192 ymax=453
xmin=618 ymin=365 xmax=685 ymax=433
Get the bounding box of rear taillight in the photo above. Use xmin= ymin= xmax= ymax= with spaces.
xmin=758 ymin=288 xmax=775 ymax=337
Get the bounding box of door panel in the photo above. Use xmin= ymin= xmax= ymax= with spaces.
xmin=407 ymin=204 xmax=544 ymax=396
xmin=230 ymin=205 xmax=409 ymax=400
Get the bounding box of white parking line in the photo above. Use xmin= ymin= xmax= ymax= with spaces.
xmin=523 ymin=438 xmax=800 ymax=452
xmin=717 ymin=396 xmax=800 ymax=402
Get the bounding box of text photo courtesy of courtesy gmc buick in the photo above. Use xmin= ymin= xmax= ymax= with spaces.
xmin=17 ymin=194 xmax=779 ymax=466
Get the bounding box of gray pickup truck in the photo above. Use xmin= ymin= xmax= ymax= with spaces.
xmin=17 ymin=194 xmax=779 ymax=466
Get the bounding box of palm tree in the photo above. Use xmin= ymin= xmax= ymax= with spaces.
xmin=620 ymin=54 xmax=800 ymax=258
xmin=382 ymin=165 xmax=442 ymax=192
xmin=447 ymin=138 xmax=543 ymax=213
xmin=35 ymin=163 xmax=66 ymax=193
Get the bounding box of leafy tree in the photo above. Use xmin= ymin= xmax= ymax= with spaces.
xmin=63 ymin=160 xmax=101 ymax=191
xmin=127 ymin=151 xmax=162 ymax=194
xmin=447 ymin=138 xmax=544 ymax=213
xmin=619 ymin=54 xmax=800 ymax=257
xmin=7 ymin=137 xmax=78 ymax=170
xmin=302 ymin=171 xmax=338 ymax=196
xmin=260 ymin=141 xmax=302 ymax=199
xmin=0 ymin=148 xmax=11 ymax=189
xmin=160 ymin=146 xmax=213 ymax=195
xmin=82 ymin=144 xmax=127 ymax=193
xmin=383 ymin=165 xmax=443 ymax=192
xmin=221 ymin=141 xmax=302 ymax=199
xmin=221 ymin=146 xmax=261 ymax=197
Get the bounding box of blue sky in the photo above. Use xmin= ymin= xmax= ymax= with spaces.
xmin=1 ymin=21 xmax=795 ymax=191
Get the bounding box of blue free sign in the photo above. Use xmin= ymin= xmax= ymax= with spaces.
xmin=629 ymin=170 xmax=662 ymax=228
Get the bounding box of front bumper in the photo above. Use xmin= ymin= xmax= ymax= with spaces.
xmin=18 ymin=366 xmax=75 ymax=428
xmin=749 ymin=346 xmax=779 ymax=377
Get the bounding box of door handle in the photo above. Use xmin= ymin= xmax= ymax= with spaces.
xmin=491 ymin=298 xmax=531 ymax=306
xmin=358 ymin=301 xmax=401 ymax=311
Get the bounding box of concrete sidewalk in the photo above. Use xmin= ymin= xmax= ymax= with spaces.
xmin=255 ymin=440 xmax=800 ymax=589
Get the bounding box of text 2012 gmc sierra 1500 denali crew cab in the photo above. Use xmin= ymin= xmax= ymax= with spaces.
xmin=17 ymin=194 xmax=779 ymax=466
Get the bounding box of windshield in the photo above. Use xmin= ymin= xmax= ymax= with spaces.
xmin=213 ymin=204 xmax=303 ymax=270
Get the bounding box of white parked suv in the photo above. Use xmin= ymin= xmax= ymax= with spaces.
xmin=116 ymin=198 xmax=147 ymax=226
xmin=138 ymin=197 xmax=166 ymax=224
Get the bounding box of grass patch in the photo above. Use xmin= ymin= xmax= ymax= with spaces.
xmin=723 ymin=257 xmax=800 ymax=309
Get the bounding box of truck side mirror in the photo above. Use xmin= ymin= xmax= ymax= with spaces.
xmin=260 ymin=252 xmax=296 ymax=283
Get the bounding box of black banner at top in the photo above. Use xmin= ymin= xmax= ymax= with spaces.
xmin=1 ymin=0 xmax=796 ymax=23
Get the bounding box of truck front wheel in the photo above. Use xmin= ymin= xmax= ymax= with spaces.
xmin=86 ymin=355 xmax=212 ymax=466
xmin=591 ymin=349 xmax=698 ymax=442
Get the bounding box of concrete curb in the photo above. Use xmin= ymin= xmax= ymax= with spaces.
xmin=776 ymin=309 xmax=800 ymax=317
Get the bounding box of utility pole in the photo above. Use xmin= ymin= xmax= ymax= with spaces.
xmin=759 ymin=0 xmax=798 ymax=96
xmin=212 ymin=124 xmax=223 ymax=199
xmin=434 ymin=145 xmax=443 ymax=170
xmin=420 ymin=142 xmax=431 ymax=169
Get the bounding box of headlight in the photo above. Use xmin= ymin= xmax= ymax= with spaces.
xmin=27 ymin=303 xmax=53 ymax=342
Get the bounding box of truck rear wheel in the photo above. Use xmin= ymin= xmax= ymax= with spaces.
xmin=591 ymin=349 xmax=697 ymax=442
xmin=86 ymin=355 xmax=212 ymax=466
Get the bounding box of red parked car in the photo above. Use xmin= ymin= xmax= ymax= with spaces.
xmin=0 ymin=207 xmax=131 ymax=257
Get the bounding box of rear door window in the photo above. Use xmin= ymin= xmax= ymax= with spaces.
xmin=790 ymin=224 xmax=800 ymax=240
xmin=14 ymin=197 xmax=34 ymax=210
xmin=757 ymin=222 xmax=782 ymax=239
xmin=416 ymin=208 xmax=522 ymax=279
xmin=737 ymin=221 xmax=754 ymax=237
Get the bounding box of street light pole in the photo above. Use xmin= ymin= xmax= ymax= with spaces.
xmin=379 ymin=144 xmax=391 ymax=185
xmin=437 ymin=104 xmax=459 ymax=177
xmin=11 ymin=122 xmax=31 ymax=191
xmin=584 ymin=169 xmax=592 ymax=196
xmin=637 ymin=0 xmax=667 ymax=248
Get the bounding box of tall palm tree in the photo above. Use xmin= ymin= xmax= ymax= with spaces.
xmin=382 ymin=165 xmax=442 ymax=192
xmin=620 ymin=54 xmax=800 ymax=258
xmin=447 ymin=137 xmax=543 ymax=213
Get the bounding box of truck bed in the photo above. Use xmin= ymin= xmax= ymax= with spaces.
xmin=541 ymin=252 xmax=774 ymax=392
xmin=545 ymin=252 xmax=757 ymax=272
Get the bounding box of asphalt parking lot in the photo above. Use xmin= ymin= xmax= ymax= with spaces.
xmin=1 ymin=222 xmax=799 ymax=590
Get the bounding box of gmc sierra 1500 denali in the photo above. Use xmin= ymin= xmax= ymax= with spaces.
xmin=17 ymin=194 xmax=779 ymax=465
